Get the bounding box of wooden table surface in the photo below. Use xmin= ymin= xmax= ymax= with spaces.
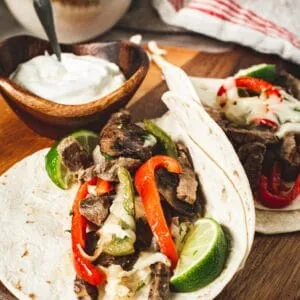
xmin=0 ymin=45 xmax=299 ymax=300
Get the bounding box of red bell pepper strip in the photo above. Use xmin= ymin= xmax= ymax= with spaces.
xmin=217 ymin=77 xmax=282 ymax=99
xmin=259 ymin=163 xmax=300 ymax=209
xmin=71 ymin=179 xmax=111 ymax=286
xmin=88 ymin=177 xmax=98 ymax=186
xmin=270 ymin=162 xmax=281 ymax=194
xmin=135 ymin=155 xmax=182 ymax=268
xmin=252 ymin=118 xmax=279 ymax=130
xmin=96 ymin=178 xmax=113 ymax=196
xmin=259 ymin=176 xmax=293 ymax=208
xmin=286 ymin=174 xmax=300 ymax=200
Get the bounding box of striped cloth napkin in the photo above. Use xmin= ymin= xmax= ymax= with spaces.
xmin=152 ymin=0 xmax=300 ymax=64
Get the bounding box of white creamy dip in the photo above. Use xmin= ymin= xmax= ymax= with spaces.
xmin=10 ymin=53 xmax=126 ymax=105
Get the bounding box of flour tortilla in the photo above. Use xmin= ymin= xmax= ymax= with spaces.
xmin=256 ymin=209 xmax=300 ymax=234
xmin=0 ymin=149 xmax=77 ymax=300
xmin=0 ymin=118 xmax=253 ymax=299
xmin=152 ymin=55 xmax=254 ymax=257
xmin=156 ymin=113 xmax=253 ymax=299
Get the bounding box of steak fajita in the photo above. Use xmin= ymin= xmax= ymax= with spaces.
xmin=0 ymin=104 xmax=254 ymax=299
xmin=189 ymin=64 xmax=300 ymax=233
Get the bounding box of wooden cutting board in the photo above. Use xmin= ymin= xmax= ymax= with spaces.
xmin=0 ymin=45 xmax=299 ymax=300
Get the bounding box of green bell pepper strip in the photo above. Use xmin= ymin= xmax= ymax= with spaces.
xmin=143 ymin=120 xmax=178 ymax=158
xmin=102 ymin=167 xmax=136 ymax=256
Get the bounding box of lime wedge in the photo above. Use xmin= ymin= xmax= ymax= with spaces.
xmin=235 ymin=64 xmax=276 ymax=82
xmin=45 ymin=143 xmax=73 ymax=189
xmin=71 ymin=130 xmax=99 ymax=156
xmin=171 ymin=218 xmax=227 ymax=292
xmin=45 ymin=130 xmax=99 ymax=189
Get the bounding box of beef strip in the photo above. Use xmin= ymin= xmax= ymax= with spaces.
xmin=135 ymin=218 xmax=153 ymax=251
xmin=95 ymin=253 xmax=139 ymax=271
xmin=58 ymin=136 xmax=91 ymax=172
xmin=280 ymin=133 xmax=300 ymax=180
xmin=156 ymin=168 xmax=197 ymax=217
xmin=85 ymin=231 xmax=99 ymax=255
xmin=237 ymin=142 xmax=266 ymax=191
xmin=275 ymin=69 xmax=300 ymax=100
xmin=204 ymin=106 xmax=279 ymax=192
xmin=74 ymin=276 xmax=98 ymax=300
xmin=204 ymin=106 xmax=277 ymax=146
xmin=79 ymin=195 xmax=111 ymax=227
xmin=148 ymin=263 xmax=171 ymax=300
xmin=280 ymin=133 xmax=300 ymax=168
xmin=79 ymin=146 xmax=141 ymax=182
xmin=99 ymin=110 xmax=153 ymax=161
xmin=176 ymin=142 xmax=198 ymax=205
xmin=224 ymin=126 xmax=277 ymax=147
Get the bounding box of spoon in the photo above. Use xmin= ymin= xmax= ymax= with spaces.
xmin=33 ymin=0 xmax=61 ymax=61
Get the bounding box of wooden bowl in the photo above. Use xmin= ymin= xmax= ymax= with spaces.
xmin=0 ymin=35 xmax=149 ymax=128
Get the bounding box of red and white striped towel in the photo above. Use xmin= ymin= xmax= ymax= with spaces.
xmin=153 ymin=0 xmax=300 ymax=64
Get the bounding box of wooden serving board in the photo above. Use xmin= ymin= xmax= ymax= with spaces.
xmin=0 ymin=45 xmax=299 ymax=299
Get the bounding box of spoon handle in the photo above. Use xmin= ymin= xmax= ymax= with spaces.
xmin=33 ymin=0 xmax=61 ymax=61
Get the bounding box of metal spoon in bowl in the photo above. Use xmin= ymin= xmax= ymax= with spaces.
xmin=33 ymin=0 xmax=62 ymax=61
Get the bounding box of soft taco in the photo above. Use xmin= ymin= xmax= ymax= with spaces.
xmin=153 ymin=59 xmax=299 ymax=234
xmin=189 ymin=65 xmax=300 ymax=234
xmin=0 ymin=105 xmax=254 ymax=299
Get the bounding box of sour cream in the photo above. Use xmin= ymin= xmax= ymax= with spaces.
xmin=10 ymin=53 xmax=126 ymax=105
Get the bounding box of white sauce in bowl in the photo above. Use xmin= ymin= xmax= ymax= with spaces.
xmin=10 ymin=53 xmax=126 ymax=105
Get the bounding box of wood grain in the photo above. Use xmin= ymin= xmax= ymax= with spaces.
xmin=0 ymin=45 xmax=299 ymax=299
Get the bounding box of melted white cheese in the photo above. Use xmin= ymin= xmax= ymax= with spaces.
xmin=10 ymin=53 xmax=126 ymax=105
xmin=101 ymin=252 xmax=170 ymax=300
xmin=276 ymin=123 xmax=300 ymax=138
xmin=218 ymin=77 xmax=300 ymax=136
xmin=97 ymin=181 xmax=136 ymax=248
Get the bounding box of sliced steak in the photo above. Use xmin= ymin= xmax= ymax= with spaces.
xmin=275 ymin=69 xmax=300 ymax=100
xmin=205 ymin=107 xmax=278 ymax=148
xmin=205 ymin=107 xmax=279 ymax=193
xmin=95 ymin=252 xmax=138 ymax=271
xmin=156 ymin=168 xmax=197 ymax=217
xmin=237 ymin=142 xmax=266 ymax=191
xmin=79 ymin=195 xmax=111 ymax=227
xmin=148 ymin=263 xmax=171 ymax=300
xmin=176 ymin=142 xmax=198 ymax=205
xmin=280 ymin=133 xmax=300 ymax=167
xmin=58 ymin=136 xmax=91 ymax=172
xmin=74 ymin=276 xmax=98 ymax=300
xmin=85 ymin=231 xmax=99 ymax=256
xmin=135 ymin=218 xmax=153 ymax=251
xmin=79 ymin=146 xmax=141 ymax=182
xmin=161 ymin=200 xmax=174 ymax=225
xmin=280 ymin=133 xmax=300 ymax=180
xmin=100 ymin=110 xmax=153 ymax=161
xmin=224 ymin=127 xmax=277 ymax=147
